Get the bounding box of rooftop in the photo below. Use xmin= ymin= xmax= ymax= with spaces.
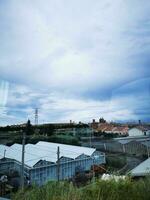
xmin=130 ymin=157 xmax=150 ymax=176
xmin=0 ymin=142 xmax=97 ymax=168
xmin=130 ymin=126 xmax=150 ymax=132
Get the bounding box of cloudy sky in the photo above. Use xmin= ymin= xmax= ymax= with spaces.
xmin=0 ymin=0 xmax=150 ymax=125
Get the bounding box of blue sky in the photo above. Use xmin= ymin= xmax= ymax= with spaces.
xmin=0 ymin=0 xmax=150 ymax=125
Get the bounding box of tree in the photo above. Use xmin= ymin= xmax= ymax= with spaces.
xmin=26 ymin=120 xmax=34 ymax=135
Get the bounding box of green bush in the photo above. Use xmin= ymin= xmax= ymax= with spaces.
xmin=48 ymin=135 xmax=80 ymax=145
xmin=13 ymin=178 xmax=150 ymax=200
xmin=6 ymin=134 xmax=80 ymax=146
xmin=106 ymin=156 xmax=126 ymax=169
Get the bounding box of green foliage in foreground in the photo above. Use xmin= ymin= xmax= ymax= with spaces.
xmin=13 ymin=177 xmax=150 ymax=200
xmin=106 ymin=155 xmax=127 ymax=169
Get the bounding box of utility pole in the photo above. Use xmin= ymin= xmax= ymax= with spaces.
xmin=57 ymin=146 xmax=60 ymax=182
xmin=147 ymin=145 xmax=149 ymax=158
xmin=104 ymin=143 xmax=106 ymax=151
xmin=35 ymin=108 xmax=38 ymax=125
xmin=73 ymin=127 xmax=76 ymax=137
xmin=21 ymin=126 xmax=26 ymax=189
xmin=90 ymin=127 xmax=93 ymax=148
xmin=90 ymin=131 xmax=92 ymax=147
xmin=4 ymin=149 xmax=6 ymax=158
xmin=92 ymin=156 xmax=95 ymax=182
xmin=122 ymin=144 xmax=126 ymax=153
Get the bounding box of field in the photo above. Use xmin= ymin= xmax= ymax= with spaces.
xmin=13 ymin=177 xmax=150 ymax=200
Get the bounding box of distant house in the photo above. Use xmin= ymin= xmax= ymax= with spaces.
xmin=97 ymin=123 xmax=114 ymax=133
xmin=111 ymin=126 xmax=128 ymax=136
xmin=96 ymin=123 xmax=128 ymax=136
xmin=128 ymin=126 xmax=150 ymax=137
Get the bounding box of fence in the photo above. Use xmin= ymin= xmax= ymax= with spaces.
xmin=83 ymin=140 xmax=150 ymax=156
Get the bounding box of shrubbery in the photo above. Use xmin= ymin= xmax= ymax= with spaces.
xmin=49 ymin=134 xmax=80 ymax=145
xmin=13 ymin=178 xmax=150 ymax=200
xmin=7 ymin=134 xmax=80 ymax=146
xmin=106 ymin=156 xmax=126 ymax=169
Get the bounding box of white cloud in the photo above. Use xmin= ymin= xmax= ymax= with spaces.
xmin=0 ymin=0 xmax=149 ymax=92
xmin=1 ymin=82 xmax=145 ymax=125
xmin=0 ymin=1 xmax=150 ymax=124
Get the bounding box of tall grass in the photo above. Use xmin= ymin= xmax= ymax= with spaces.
xmin=13 ymin=177 xmax=150 ymax=200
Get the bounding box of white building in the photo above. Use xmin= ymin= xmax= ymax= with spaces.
xmin=128 ymin=126 xmax=150 ymax=137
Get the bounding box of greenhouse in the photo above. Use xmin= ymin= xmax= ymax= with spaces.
xmin=0 ymin=141 xmax=105 ymax=185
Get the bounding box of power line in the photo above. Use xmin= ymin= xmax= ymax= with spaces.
xmin=4 ymin=149 xmax=6 ymax=158
xmin=35 ymin=108 xmax=38 ymax=125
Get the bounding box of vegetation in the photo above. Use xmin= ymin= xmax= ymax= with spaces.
xmin=49 ymin=134 xmax=80 ymax=145
xmin=94 ymin=131 xmax=120 ymax=139
xmin=0 ymin=122 xmax=85 ymax=145
xmin=0 ymin=122 xmax=88 ymax=134
xmin=5 ymin=134 xmax=80 ymax=146
xmin=106 ymin=155 xmax=127 ymax=170
xmin=13 ymin=177 xmax=150 ymax=200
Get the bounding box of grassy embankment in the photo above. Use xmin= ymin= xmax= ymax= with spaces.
xmin=13 ymin=177 xmax=150 ymax=200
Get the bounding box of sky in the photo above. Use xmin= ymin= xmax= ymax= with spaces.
xmin=0 ymin=0 xmax=150 ymax=125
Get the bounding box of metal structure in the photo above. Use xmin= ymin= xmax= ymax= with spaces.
xmin=0 ymin=142 xmax=105 ymax=186
xmin=57 ymin=146 xmax=60 ymax=182
xmin=86 ymin=137 xmax=150 ymax=157
xmin=35 ymin=108 xmax=38 ymax=125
